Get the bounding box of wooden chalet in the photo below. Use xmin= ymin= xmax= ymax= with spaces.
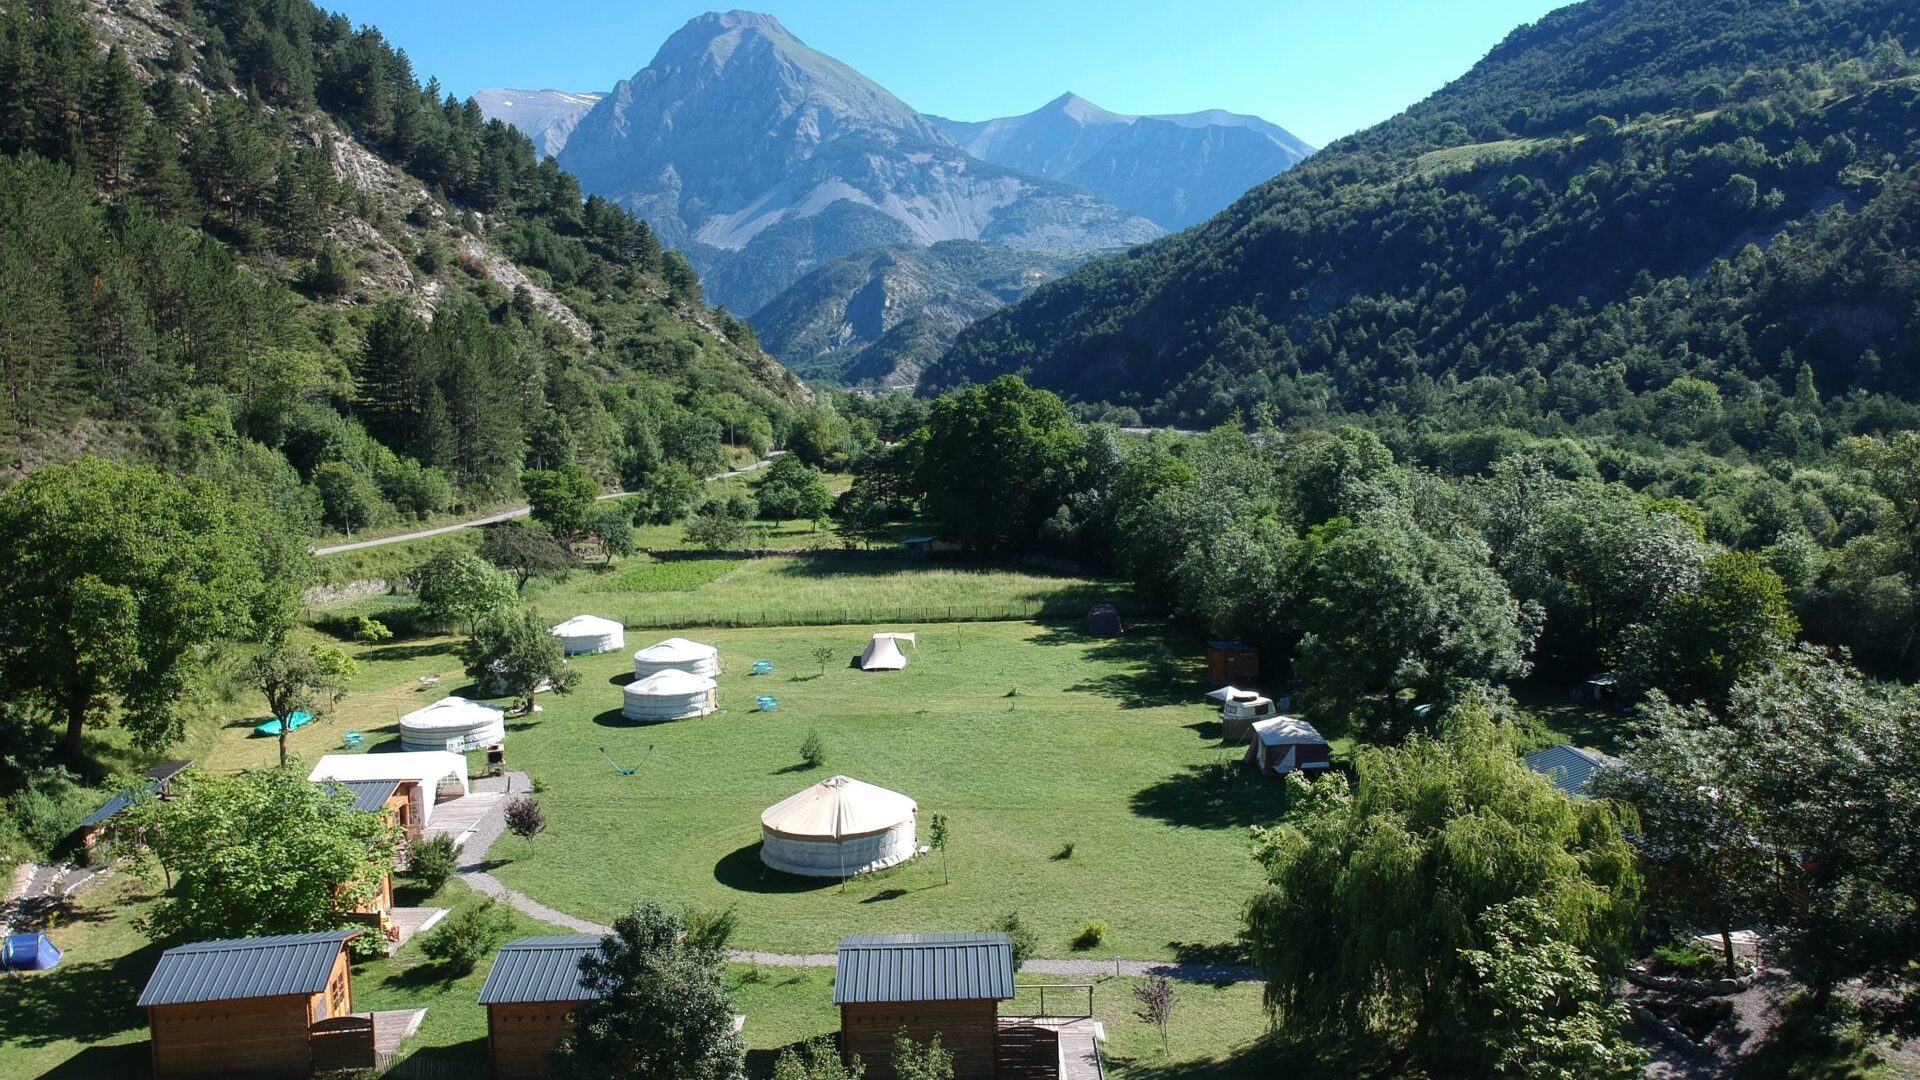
xmin=836 ymin=933 xmax=1016 ymax=1080
xmin=138 ymin=929 xmax=365 ymax=1078
xmin=477 ymin=935 xmax=601 ymax=1079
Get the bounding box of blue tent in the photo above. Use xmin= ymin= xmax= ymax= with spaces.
xmin=254 ymin=710 xmax=314 ymax=738
xmin=1 ymin=932 xmax=61 ymax=971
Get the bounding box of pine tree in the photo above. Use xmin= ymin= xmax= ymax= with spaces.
xmin=86 ymin=46 xmax=146 ymax=194
xmin=134 ymin=125 xmax=197 ymax=221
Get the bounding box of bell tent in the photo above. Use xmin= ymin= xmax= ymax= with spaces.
xmin=760 ymin=775 xmax=918 ymax=878
xmin=859 ymin=632 xmax=916 ymax=672
xmin=399 ymin=696 xmax=507 ymax=752
xmin=621 ymin=669 xmax=718 ymax=722
xmin=632 ymin=637 xmax=720 ymax=678
xmin=549 ymin=615 xmax=625 ymax=656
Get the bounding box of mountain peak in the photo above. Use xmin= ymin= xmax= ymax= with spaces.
xmin=677 ymin=10 xmax=798 ymax=42
xmin=1043 ymin=92 xmax=1123 ymax=125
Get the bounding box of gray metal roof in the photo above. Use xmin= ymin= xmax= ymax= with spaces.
xmin=477 ymin=935 xmax=603 ymax=1004
xmin=136 ymin=931 xmax=357 ymax=1007
xmin=79 ymin=787 xmax=141 ymax=828
xmin=323 ymin=778 xmax=400 ymax=814
xmin=834 ymin=933 xmax=1015 ymax=1004
xmin=1523 ymin=744 xmax=1615 ymax=798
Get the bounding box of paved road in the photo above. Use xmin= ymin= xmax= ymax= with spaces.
xmin=312 ymin=454 xmax=782 ymax=556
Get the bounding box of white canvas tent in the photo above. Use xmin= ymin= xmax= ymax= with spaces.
xmin=632 ymin=637 xmax=719 ymax=678
xmin=760 ymin=775 xmax=918 ymax=878
xmin=859 ymin=632 xmax=917 ymax=672
xmin=550 ymin=615 xmax=625 ymax=656
xmin=621 ymin=669 xmax=718 ymax=721
xmin=308 ymin=751 xmax=469 ymax=830
xmin=399 ymin=696 xmax=507 ymax=752
xmin=1244 ymin=717 xmax=1332 ymax=777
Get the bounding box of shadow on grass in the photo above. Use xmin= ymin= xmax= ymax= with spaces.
xmin=1168 ymin=938 xmax=1254 ymax=967
xmin=1130 ymin=764 xmax=1290 ymax=829
xmin=1740 ymin=992 xmax=1887 ymax=1080
xmin=463 ymin=858 xmax=510 ymax=874
xmin=713 ymin=843 xmax=837 ymax=895
xmin=362 ymin=642 xmax=459 ymax=663
xmin=505 ymin=720 xmax=542 ymax=732
xmin=591 ymin=707 xmax=682 ymax=728
xmin=0 ymin=942 xmax=160 ymax=1050
xmin=1184 ymin=720 xmax=1225 ymax=742
xmin=1112 ymin=1032 xmax=1411 ymax=1080
xmin=860 ymin=888 xmax=909 ymax=904
xmin=374 ymin=957 xmax=467 ymax=992
xmin=38 ymin=1043 xmax=152 ymax=1079
xmin=386 ymin=1037 xmax=488 ymax=1076
xmin=770 ymin=762 xmax=817 ymax=775
xmin=607 ymin=672 xmax=636 ymax=687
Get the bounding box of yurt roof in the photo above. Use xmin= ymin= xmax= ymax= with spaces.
xmin=634 ymin=637 xmax=717 ymax=662
xmin=400 ymin=696 xmax=504 ymax=730
xmin=551 ymin=615 xmax=622 ymax=636
xmin=1249 ymin=717 xmax=1326 ymax=746
xmin=762 ymin=775 xmax=916 ymax=840
xmin=625 ymin=669 xmax=716 ymax=695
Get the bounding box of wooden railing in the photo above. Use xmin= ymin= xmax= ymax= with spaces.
xmin=1002 ymin=982 xmax=1096 ymax=1018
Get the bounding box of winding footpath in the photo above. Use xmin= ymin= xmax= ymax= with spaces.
xmin=312 ymin=454 xmax=783 ymax=557
xmin=446 ymin=773 xmax=1261 ymax=984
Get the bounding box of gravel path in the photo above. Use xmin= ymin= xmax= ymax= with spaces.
xmin=448 ymin=776 xmax=1261 ymax=983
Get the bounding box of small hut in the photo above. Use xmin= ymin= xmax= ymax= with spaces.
xmin=761 ymin=775 xmax=917 ymax=878
xmin=621 ymin=669 xmax=718 ymax=721
xmin=479 ymin=935 xmax=601 ymax=1080
xmin=1207 ymin=641 xmax=1260 ymax=685
xmin=1084 ymin=603 xmax=1124 ymax=636
xmin=550 ymin=615 xmax=625 ymax=656
xmin=399 ymin=696 xmax=506 ymax=753
xmin=139 ymin=930 xmax=361 ymax=1078
xmin=859 ymin=632 xmax=916 ymax=671
xmin=76 ymin=760 xmax=191 ymax=850
xmin=1244 ymin=717 xmax=1332 ymax=777
xmin=1522 ymin=744 xmax=1617 ymax=798
xmin=308 ymin=752 xmax=469 ymax=834
xmin=835 ymin=933 xmax=1014 ymax=1080
xmin=632 ymin=637 xmax=720 ymax=678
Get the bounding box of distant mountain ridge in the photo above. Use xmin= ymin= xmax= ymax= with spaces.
xmin=471 ymin=88 xmax=604 ymax=157
xmin=930 ymin=93 xmax=1314 ymax=229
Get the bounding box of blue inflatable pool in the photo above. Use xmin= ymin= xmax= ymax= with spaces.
xmin=254 ymin=710 xmax=314 ymax=737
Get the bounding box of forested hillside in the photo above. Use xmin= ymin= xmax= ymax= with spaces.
xmin=0 ymin=0 xmax=811 ymax=538
xmin=928 ymin=0 xmax=1920 ymax=440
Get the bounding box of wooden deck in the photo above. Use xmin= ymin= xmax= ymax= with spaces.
xmin=423 ymin=792 xmax=504 ymax=848
xmin=371 ymin=1008 xmax=427 ymax=1070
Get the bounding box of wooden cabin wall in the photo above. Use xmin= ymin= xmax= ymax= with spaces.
xmin=147 ymin=996 xmax=311 ymax=1078
xmin=488 ymin=1002 xmax=578 ymax=1079
xmin=841 ymin=1000 xmax=997 ymax=1080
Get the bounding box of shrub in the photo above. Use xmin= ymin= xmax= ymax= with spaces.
xmin=1652 ymin=943 xmax=1717 ymax=976
xmin=800 ymin=731 xmax=826 ymax=769
xmin=405 ymin=834 xmax=459 ymax=892
xmin=992 ymin=912 xmax=1037 ymax=969
xmin=891 ymin=1033 xmax=953 ymax=1080
xmin=419 ymin=898 xmax=515 ymax=974
xmin=1072 ymin=919 xmax=1107 ymax=950
xmin=353 ymin=615 xmax=393 ymax=643
xmin=772 ymin=1036 xmax=862 ymax=1080
xmin=8 ymin=772 xmax=88 ymax=857
xmin=683 ymin=904 xmax=739 ymax=954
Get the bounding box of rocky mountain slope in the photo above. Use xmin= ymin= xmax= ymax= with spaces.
xmin=554 ymin=12 xmax=1161 ymax=316
xmin=471 ymin=88 xmax=604 ymax=157
xmin=931 ymin=93 xmax=1313 ymax=230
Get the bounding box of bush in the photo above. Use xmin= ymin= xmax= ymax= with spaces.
xmin=799 ymin=731 xmax=826 ymax=769
xmin=419 ymin=898 xmax=515 ymax=974
xmin=992 ymin=912 xmax=1037 ymax=969
xmin=406 ymin=834 xmax=459 ymax=892
xmin=1652 ymin=943 xmax=1718 ymax=976
xmin=353 ymin=615 xmax=393 ymax=643
xmin=8 ymin=772 xmax=89 ymax=858
xmin=1072 ymin=919 xmax=1107 ymax=950
xmin=683 ymin=904 xmax=739 ymax=954
xmin=505 ymin=795 xmax=546 ymax=844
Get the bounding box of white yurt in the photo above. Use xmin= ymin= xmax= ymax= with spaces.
xmin=550 ymin=615 xmax=625 ymax=656
xmin=399 ymin=696 xmax=507 ymax=752
xmin=632 ymin=637 xmax=720 ymax=678
xmin=620 ymin=669 xmax=718 ymax=722
xmin=760 ymin=775 xmax=918 ymax=878
xmin=859 ymin=632 xmax=916 ymax=671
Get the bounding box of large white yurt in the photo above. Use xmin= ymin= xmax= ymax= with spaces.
xmin=621 ymin=669 xmax=718 ymax=722
xmin=632 ymin=637 xmax=719 ymax=678
xmin=859 ymin=632 xmax=916 ymax=671
xmin=760 ymin=775 xmax=918 ymax=878
xmin=399 ymin=696 xmax=507 ymax=752
xmin=550 ymin=615 xmax=625 ymax=656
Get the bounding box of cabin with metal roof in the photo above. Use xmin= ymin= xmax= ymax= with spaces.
xmin=76 ymin=759 xmax=192 ymax=849
xmin=836 ymin=933 xmax=1015 ymax=1080
xmin=1523 ymin=744 xmax=1617 ymax=798
xmin=477 ymin=935 xmax=602 ymax=1080
xmin=138 ymin=930 xmax=361 ymax=1078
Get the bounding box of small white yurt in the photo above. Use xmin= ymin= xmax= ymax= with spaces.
xmin=399 ymin=696 xmax=507 ymax=752
xmin=859 ymin=632 xmax=916 ymax=672
xmin=621 ymin=669 xmax=718 ymax=722
xmin=550 ymin=615 xmax=625 ymax=656
xmin=632 ymin=637 xmax=720 ymax=678
xmin=760 ymin=775 xmax=918 ymax=878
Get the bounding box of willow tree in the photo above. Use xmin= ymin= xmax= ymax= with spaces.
xmin=1245 ymin=706 xmax=1641 ymax=1071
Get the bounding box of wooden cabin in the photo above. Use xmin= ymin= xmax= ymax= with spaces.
xmin=836 ymin=933 xmax=1015 ymax=1080
xmin=1206 ymin=641 xmax=1259 ymax=685
xmin=138 ymin=929 xmax=361 ymax=1078
xmin=478 ymin=935 xmax=602 ymax=1079
xmin=322 ymin=776 xmax=423 ymax=839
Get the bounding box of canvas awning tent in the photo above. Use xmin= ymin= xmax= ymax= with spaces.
xmin=632 ymin=637 xmax=719 ymax=678
xmin=308 ymin=752 xmax=468 ymax=830
xmin=1244 ymin=717 xmax=1333 ymax=777
xmin=621 ymin=669 xmax=718 ymax=721
xmin=550 ymin=615 xmax=625 ymax=656
xmin=1204 ymin=685 xmax=1261 ymax=704
xmin=399 ymin=696 xmax=506 ymax=752
xmin=761 ymin=775 xmax=918 ymax=878
xmin=859 ymin=632 xmax=916 ymax=672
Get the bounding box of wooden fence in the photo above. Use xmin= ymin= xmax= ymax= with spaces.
xmin=308 ymin=1014 xmax=374 ymax=1072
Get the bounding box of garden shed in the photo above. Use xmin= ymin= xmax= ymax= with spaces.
xmin=139 ymin=929 xmax=361 ymax=1078
xmin=632 ymin=637 xmax=720 ymax=678
xmin=761 ymin=775 xmax=917 ymax=878
xmin=1084 ymin=603 xmax=1124 ymax=636
xmin=308 ymin=752 xmax=468 ymax=833
xmin=835 ymin=933 xmax=1015 ymax=1080
xmin=621 ymin=669 xmax=718 ymax=721
xmin=478 ymin=935 xmax=601 ymax=1080
xmin=1206 ymin=641 xmax=1259 ymax=685
xmin=399 ymin=696 xmax=507 ymax=753
xmin=860 ymin=632 xmax=916 ymax=671
xmin=1244 ymin=717 xmax=1332 ymax=777
xmin=550 ymin=615 xmax=625 ymax=656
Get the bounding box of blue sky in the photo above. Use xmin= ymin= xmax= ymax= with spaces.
xmin=321 ymin=1 xmax=1570 ymax=148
